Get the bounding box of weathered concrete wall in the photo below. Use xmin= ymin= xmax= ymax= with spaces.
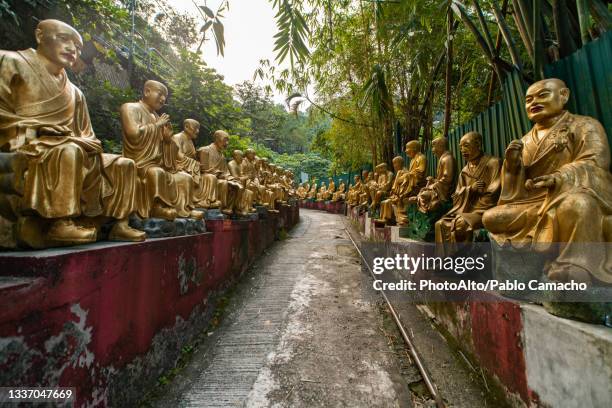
xmin=0 ymin=205 xmax=299 ymax=407
xmin=298 ymin=200 xmax=345 ymax=214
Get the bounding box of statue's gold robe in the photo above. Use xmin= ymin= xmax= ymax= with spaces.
xmin=120 ymin=101 xmax=193 ymax=218
xmin=0 ymin=49 xmax=136 ymax=220
xmin=417 ymin=151 xmax=455 ymax=213
xmin=171 ymin=132 xmax=217 ymax=207
xmin=436 ymin=154 xmax=501 ymax=244
xmin=198 ymin=143 xmax=240 ymax=212
xmin=228 ymin=159 xmax=254 ymax=214
xmin=482 ymin=112 xmax=612 ymax=282
xmin=380 ymin=153 xmax=427 ymax=224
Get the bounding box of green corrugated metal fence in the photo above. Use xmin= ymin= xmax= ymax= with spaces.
xmin=427 ymin=31 xmax=611 ymax=177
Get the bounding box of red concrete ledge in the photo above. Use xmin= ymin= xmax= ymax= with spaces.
xmin=0 ymin=204 xmax=299 ymax=407
xmin=298 ymin=200 xmax=345 ymax=214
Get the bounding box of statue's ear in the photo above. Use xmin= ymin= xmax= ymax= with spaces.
xmin=34 ymin=28 xmax=43 ymax=46
xmin=560 ymin=87 xmax=570 ymax=106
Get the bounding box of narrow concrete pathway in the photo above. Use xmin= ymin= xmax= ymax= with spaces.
xmin=152 ymin=209 xmax=412 ymax=407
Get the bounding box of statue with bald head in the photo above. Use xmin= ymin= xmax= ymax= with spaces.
xmin=197 ymin=130 xmax=243 ymax=215
xmin=411 ymin=136 xmax=456 ymax=213
xmin=435 ymin=131 xmax=501 ymax=247
xmin=0 ymin=19 xmax=145 ymax=247
xmin=120 ymin=80 xmax=202 ymax=221
xmin=482 ymin=79 xmax=612 ymax=284
xmin=377 ymin=141 xmax=427 ymax=225
xmin=171 ymin=119 xmax=221 ymax=209
xmin=228 ymin=149 xmax=255 ymax=215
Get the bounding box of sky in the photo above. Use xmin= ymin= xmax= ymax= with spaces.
xmin=170 ymin=0 xmax=288 ymax=105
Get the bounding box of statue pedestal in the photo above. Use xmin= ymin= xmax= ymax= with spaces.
xmin=201 ymin=208 xmax=226 ymax=220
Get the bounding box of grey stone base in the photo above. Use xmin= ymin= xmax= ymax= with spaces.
xmin=130 ymin=216 xmax=206 ymax=238
xmin=200 ymin=208 xmax=226 ymax=221
xmin=255 ymin=206 xmax=269 ymax=219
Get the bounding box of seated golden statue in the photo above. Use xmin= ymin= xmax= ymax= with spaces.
xmin=323 ymin=178 xmax=335 ymax=201
xmin=369 ymin=163 xmax=394 ymax=210
xmin=307 ymin=181 xmax=317 ymax=199
xmin=198 ymin=130 xmax=243 ymax=216
xmin=296 ymin=183 xmax=307 ymax=200
xmin=316 ymin=182 xmax=327 ymax=201
xmin=228 ymin=150 xmax=255 ymax=215
xmin=331 ymin=180 xmax=346 ymax=202
xmin=171 ymin=119 xmax=220 ymax=209
xmin=435 ymin=132 xmax=501 ymax=245
xmin=346 ymin=175 xmax=362 ymax=206
xmin=241 ymin=149 xmax=267 ymax=206
xmin=0 ymin=19 xmax=144 ymax=247
xmin=378 ymin=142 xmax=427 ymax=225
xmin=359 ymin=171 xmax=376 ymax=206
xmin=482 ymin=79 xmax=612 ymax=284
xmin=121 ymin=80 xmax=202 ymax=221
xmin=411 ymin=137 xmax=455 ymax=213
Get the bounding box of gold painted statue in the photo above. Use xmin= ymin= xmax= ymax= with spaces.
xmin=359 ymin=171 xmax=376 ymax=206
xmin=228 ymin=150 xmax=255 ymax=215
xmin=378 ymin=141 xmax=427 ymax=225
xmin=369 ymin=163 xmax=394 ymax=210
xmin=346 ymin=175 xmax=362 ymax=206
xmin=197 ymin=130 xmax=242 ymax=216
xmin=121 ymin=80 xmax=202 ymax=221
xmin=435 ymin=132 xmax=501 ymax=245
xmin=307 ymin=181 xmax=317 ymax=199
xmin=296 ymin=183 xmax=308 ymax=200
xmin=171 ymin=119 xmax=220 ymax=209
xmin=482 ymin=79 xmax=612 ymax=283
xmin=323 ymin=178 xmax=335 ymax=201
xmin=316 ymin=182 xmax=327 ymax=201
xmin=0 ymin=19 xmax=145 ymax=247
xmin=241 ymin=149 xmax=267 ymax=206
xmin=411 ymin=137 xmax=455 ymax=213
xmin=331 ymin=180 xmax=346 ymax=202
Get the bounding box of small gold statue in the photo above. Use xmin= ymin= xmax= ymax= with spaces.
xmin=378 ymin=141 xmax=427 ymax=225
xmin=171 ymin=119 xmax=221 ymax=209
xmin=482 ymin=79 xmax=612 ymax=283
xmin=228 ymin=150 xmax=255 ymax=215
xmin=307 ymin=180 xmax=318 ymax=199
xmin=331 ymin=180 xmax=346 ymax=202
xmin=369 ymin=163 xmax=394 ymax=210
xmin=121 ymin=80 xmax=202 ymax=221
xmin=316 ymin=182 xmax=327 ymax=201
xmin=0 ymin=19 xmax=144 ymax=247
xmin=435 ymin=132 xmax=501 ymax=245
xmin=323 ymin=178 xmax=335 ymax=201
xmin=241 ymin=148 xmax=268 ymax=207
xmin=346 ymin=175 xmax=362 ymax=206
xmin=359 ymin=171 xmax=376 ymax=206
xmin=197 ymin=130 xmax=242 ymax=216
xmin=411 ymin=137 xmax=455 ymax=213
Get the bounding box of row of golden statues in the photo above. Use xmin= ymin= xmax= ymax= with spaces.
xmin=299 ymin=79 xmax=612 ymax=285
xmin=0 ymin=20 xmax=296 ymax=249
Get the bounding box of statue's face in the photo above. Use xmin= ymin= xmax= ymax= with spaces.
xmin=233 ymin=152 xmax=243 ymax=164
xmin=459 ymin=135 xmax=481 ymax=161
xmin=37 ymin=21 xmax=83 ymax=69
xmin=392 ymin=159 xmax=403 ymax=172
xmin=185 ymin=122 xmax=200 ymax=138
xmin=525 ymin=80 xmax=569 ymax=123
xmin=143 ymin=84 xmax=167 ymax=111
xmin=432 ymin=141 xmax=445 ymax=157
xmin=405 ymin=147 xmax=417 ymax=159
xmin=246 ymin=151 xmax=255 ymax=160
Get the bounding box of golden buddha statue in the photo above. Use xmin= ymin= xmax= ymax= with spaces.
xmin=307 ymin=181 xmax=317 ymax=199
xmin=197 ymin=130 xmax=243 ymax=216
xmin=228 ymin=149 xmax=255 ymax=215
xmin=369 ymin=163 xmax=394 ymax=210
xmin=171 ymin=119 xmax=220 ymax=209
xmin=378 ymin=142 xmax=427 ymax=225
xmin=0 ymin=19 xmax=144 ymax=247
xmin=121 ymin=80 xmax=202 ymax=221
xmin=482 ymin=79 xmax=612 ymax=283
xmin=323 ymin=178 xmax=335 ymax=201
xmin=435 ymin=132 xmax=501 ymax=245
xmin=316 ymin=182 xmax=327 ymax=201
xmin=331 ymin=180 xmax=346 ymax=202
xmin=359 ymin=171 xmax=376 ymax=206
xmin=241 ymin=148 xmax=266 ymax=206
xmin=346 ymin=175 xmax=362 ymax=206
xmin=411 ymin=137 xmax=455 ymax=213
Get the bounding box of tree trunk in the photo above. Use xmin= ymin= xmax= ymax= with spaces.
xmin=443 ymin=9 xmax=453 ymax=137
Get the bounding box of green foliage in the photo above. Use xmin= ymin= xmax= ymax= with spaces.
xmin=271 ymin=152 xmax=331 ymax=181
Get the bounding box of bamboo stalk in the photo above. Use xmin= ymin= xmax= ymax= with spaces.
xmin=443 ymin=8 xmax=453 ymax=137
xmin=492 ymin=0 xmax=523 ymax=69
xmin=533 ymin=0 xmax=543 ymax=79
xmin=576 ymin=0 xmax=591 ymax=46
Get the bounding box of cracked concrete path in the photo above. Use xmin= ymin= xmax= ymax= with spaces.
xmin=151 ymin=209 xmax=412 ymax=408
